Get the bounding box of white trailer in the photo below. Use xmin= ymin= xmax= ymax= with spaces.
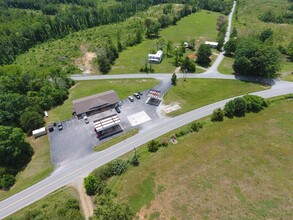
xmin=32 ymin=127 xmax=47 ymax=138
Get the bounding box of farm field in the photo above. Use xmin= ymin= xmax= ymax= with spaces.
xmin=163 ymin=78 xmax=269 ymax=116
xmin=5 ymin=187 xmax=83 ymax=220
xmin=0 ymin=136 xmax=53 ymax=201
xmin=110 ymin=10 xmax=221 ymax=74
xmin=48 ymin=79 xmax=159 ymax=123
xmin=108 ymin=98 xmax=293 ymax=219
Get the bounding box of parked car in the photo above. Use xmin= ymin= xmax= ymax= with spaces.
xmin=128 ymin=96 xmax=134 ymax=102
xmin=48 ymin=125 xmax=54 ymax=132
xmin=138 ymin=91 xmax=143 ymax=96
xmin=83 ymin=116 xmax=89 ymax=124
xmin=57 ymin=123 xmax=63 ymax=131
xmin=115 ymin=106 xmax=121 ymax=113
xmin=133 ymin=93 xmax=140 ymax=99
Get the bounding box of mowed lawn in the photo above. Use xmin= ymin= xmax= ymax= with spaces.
xmin=110 ymin=10 xmax=221 ymax=74
xmin=218 ymin=55 xmax=234 ymax=74
xmin=163 ymin=78 xmax=269 ymax=116
xmin=0 ymin=136 xmax=53 ymax=201
xmin=109 ymin=98 xmax=293 ymax=219
xmin=48 ymin=79 xmax=159 ymax=123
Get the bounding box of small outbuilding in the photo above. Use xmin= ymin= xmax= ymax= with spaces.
xmin=148 ymin=50 xmax=163 ymax=63
xmin=205 ymin=41 xmax=218 ymax=48
xmin=72 ymin=90 xmax=120 ymax=119
xmin=32 ymin=127 xmax=47 ymax=138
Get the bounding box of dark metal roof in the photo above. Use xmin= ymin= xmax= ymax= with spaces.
xmin=72 ymin=90 xmax=120 ymax=115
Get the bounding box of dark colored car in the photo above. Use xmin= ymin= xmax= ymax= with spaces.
xmin=133 ymin=93 xmax=140 ymax=99
xmin=48 ymin=125 xmax=54 ymax=132
xmin=57 ymin=123 xmax=63 ymax=131
xmin=138 ymin=91 xmax=143 ymax=96
xmin=115 ymin=107 xmax=121 ymax=113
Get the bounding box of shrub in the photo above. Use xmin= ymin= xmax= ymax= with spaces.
xmin=224 ymin=100 xmax=235 ymax=118
xmin=130 ymin=154 xmax=140 ymax=167
xmin=148 ymin=140 xmax=159 ymax=152
xmin=0 ymin=174 xmax=16 ymax=190
xmin=211 ymin=108 xmax=224 ymax=122
xmin=190 ymin=122 xmax=203 ymax=132
xmin=243 ymin=94 xmax=268 ymax=112
xmin=175 ymin=130 xmax=187 ymax=138
xmin=84 ymin=175 xmax=106 ymax=196
xmin=234 ymin=97 xmax=247 ymax=117
xmin=161 ymin=137 xmax=169 ymax=147
xmin=171 ymin=73 xmax=177 ymax=85
xmin=110 ymin=159 xmax=128 ymax=176
xmin=93 ymin=165 xmax=113 ymax=181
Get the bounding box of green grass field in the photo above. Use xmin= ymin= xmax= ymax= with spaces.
xmin=0 ymin=136 xmax=53 ymax=201
xmin=110 ymin=10 xmax=221 ymax=74
xmin=5 ymin=187 xmax=83 ymax=220
xmin=163 ymin=78 xmax=269 ymax=116
xmin=108 ymin=98 xmax=293 ymax=219
xmin=48 ymin=79 xmax=159 ymax=123
xmin=282 ymin=74 xmax=293 ymax=82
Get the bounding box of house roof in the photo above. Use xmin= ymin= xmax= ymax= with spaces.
xmin=73 ymin=90 xmax=120 ymax=115
xmin=205 ymin=41 xmax=218 ymax=46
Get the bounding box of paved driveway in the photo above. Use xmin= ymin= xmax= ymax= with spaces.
xmin=49 ymin=118 xmax=99 ymax=166
xmin=49 ymin=79 xmax=172 ymax=166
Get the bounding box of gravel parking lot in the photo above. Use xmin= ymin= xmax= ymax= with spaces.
xmin=49 ymin=79 xmax=172 ymax=166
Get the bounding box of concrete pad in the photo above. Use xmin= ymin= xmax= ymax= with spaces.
xmin=164 ymin=104 xmax=181 ymax=113
xmin=127 ymin=111 xmax=151 ymax=126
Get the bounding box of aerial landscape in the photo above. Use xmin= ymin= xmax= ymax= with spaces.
xmin=0 ymin=0 xmax=292 ymax=219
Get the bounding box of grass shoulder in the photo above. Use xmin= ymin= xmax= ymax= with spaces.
xmin=94 ymin=129 xmax=139 ymax=152
xmin=0 ymin=136 xmax=53 ymax=201
xmin=5 ymin=187 xmax=83 ymax=220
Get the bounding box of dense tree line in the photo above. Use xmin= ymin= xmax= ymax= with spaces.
xmin=0 ymin=64 xmax=73 ymax=189
xmin=0 ymin=0 xmax=233 ymax=66
xmin=0 ymin=0 xmax=155 ymax=65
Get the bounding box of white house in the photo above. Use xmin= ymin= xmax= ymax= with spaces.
xmin=205 ymin=41 xmax=218 ymax=48
xmin=148 ymin=50 xmax=163 ymax=63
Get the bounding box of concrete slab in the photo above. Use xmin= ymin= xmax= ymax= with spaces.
xmin=164 ymin=104 xmax=181 ymax=113
xmin=127 ymin=111 xmax=151 ymax=126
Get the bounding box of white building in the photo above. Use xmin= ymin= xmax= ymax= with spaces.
xmin=148 ymin=50 xmax=163 ymax=63
xmin=205 ymin=41 xmax=218 ymax=48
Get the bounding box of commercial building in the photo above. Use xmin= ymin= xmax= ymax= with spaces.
xmin=72 ymin=90 xmax=120 ymax=118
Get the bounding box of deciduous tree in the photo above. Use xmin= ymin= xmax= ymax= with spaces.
xmin=196 ymin=44 xmax=212 ymax=65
